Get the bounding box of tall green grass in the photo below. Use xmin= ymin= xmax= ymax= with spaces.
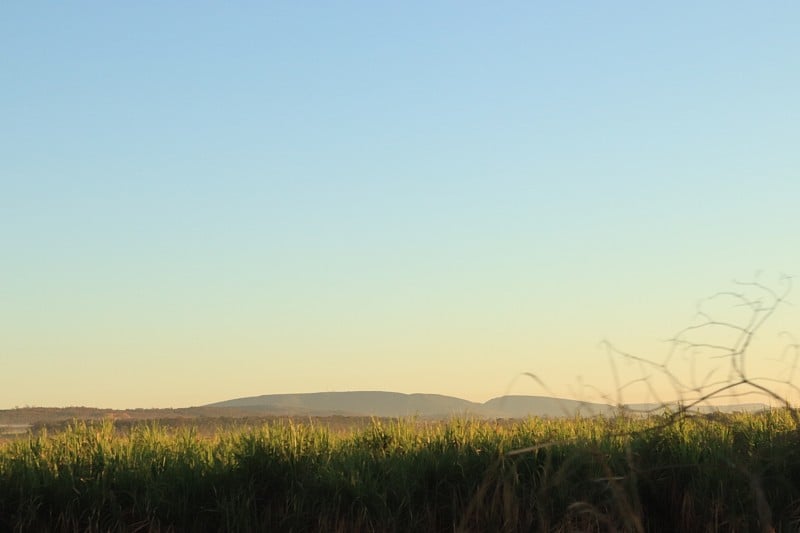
xmin=1 ymin=412 xmax=799 ymax=531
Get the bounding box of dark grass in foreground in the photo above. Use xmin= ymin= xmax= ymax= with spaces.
xmin=1 ymin=411 xmax=799 ymax=532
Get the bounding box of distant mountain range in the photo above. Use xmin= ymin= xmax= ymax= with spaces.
xmin=0 ymin=393 xmax=772 ymax=427
xmin=206 ymin=391 xmax=769 ymax=418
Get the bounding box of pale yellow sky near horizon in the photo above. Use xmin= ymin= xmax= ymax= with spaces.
xmin=4 ymin=274 xmax=798 ymax=410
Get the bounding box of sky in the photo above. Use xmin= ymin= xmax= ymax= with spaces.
xmin=2 ymin=2 xmax=799 ymax=409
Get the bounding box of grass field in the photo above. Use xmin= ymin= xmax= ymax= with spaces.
xmin=1 ymin=410 xmax=799 ymax=532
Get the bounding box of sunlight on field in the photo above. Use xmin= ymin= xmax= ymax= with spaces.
xmin=1 ymin=411 xmax=799 ymax=531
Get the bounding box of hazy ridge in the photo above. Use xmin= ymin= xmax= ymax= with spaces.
xmin=206 ymin=391 xmax=768 ymax=418
xmin=0 ymin=392 xmax=770 ymax=427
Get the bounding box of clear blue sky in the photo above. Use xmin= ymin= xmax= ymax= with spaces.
xmin=2 ymin=2 xmax=799 ymax=409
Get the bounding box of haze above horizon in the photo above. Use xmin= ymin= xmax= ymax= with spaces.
xmin=3 ymin=2 xmax=799 ymax=410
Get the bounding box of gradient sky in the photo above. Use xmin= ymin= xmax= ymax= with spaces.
xmin=2 ymin=2 xmax=799 ymax=409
